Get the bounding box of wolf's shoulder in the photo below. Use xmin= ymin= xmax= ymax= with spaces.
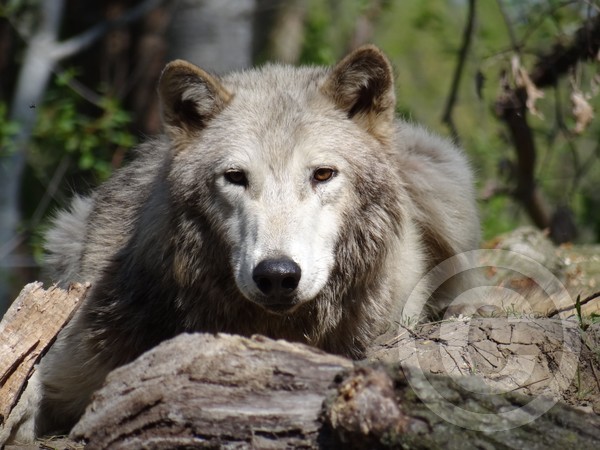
xmin=392 ymin=120 xmax=473 ymax=182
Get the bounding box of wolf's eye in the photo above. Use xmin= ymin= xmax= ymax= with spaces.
xmin=312 ymin=167 xmax=336 ymax=183
xmin=224 ymin=170 xmax=248 ymax=186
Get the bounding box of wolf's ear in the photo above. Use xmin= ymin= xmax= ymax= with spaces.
xmin=323 ymin=45 xmax=396 ymax=141
xmin=158 ymin=60 xmax=232 ymax=137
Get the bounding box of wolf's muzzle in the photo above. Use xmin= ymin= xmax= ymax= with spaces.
xmin=252 ymin=258 xmax=302 ymax=309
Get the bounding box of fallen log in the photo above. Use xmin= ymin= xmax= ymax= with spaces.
xmin=71 ymin=332 xmax=600 ymax=449
xmin=71 ymin=333 xmax=352 ymax=449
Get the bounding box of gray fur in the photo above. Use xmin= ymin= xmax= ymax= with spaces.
xmin=19 ymin=46 xmax=480 ymax=439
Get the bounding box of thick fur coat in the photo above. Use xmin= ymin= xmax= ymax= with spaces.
xmin=8 ymin=46 xmax=480 ymax=439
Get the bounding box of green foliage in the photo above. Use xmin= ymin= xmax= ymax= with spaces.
xmin=31 ymin=69 xmax=136 ymax=183
xmin=481 ymin=196 xmax=520 ymax=241
xmin=299 ymin=0 xmax=338 ymax=64
xmin=0 ymin=0 xmax=29 ymax=17
xmin=300 ymin=0 xmax=393 ymax=65
xmin=20 ymin=69 xmax=136 ymax=264
xmin=0 ymin=0 xmax=46 ymax=37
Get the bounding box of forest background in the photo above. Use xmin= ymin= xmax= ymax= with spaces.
xmin=0 ymin=0 xmax=599 ymax=314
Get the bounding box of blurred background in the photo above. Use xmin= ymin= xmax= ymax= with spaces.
xmin=0 ymin=0 xmax=599 ymax=314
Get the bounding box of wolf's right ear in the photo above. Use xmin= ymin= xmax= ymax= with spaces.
xmin=158 ymin=60 xmax=232 ymax=137
xmin=323 ymin=45 xmax=396 ymax=142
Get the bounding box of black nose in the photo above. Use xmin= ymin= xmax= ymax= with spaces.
xmin=252 ymin=258 xmax=301 ymax=299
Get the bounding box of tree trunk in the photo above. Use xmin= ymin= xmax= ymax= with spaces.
xmin=166 ymin=0 xmax=255 ymax=73
xmin=0 ymin=0 xmax=65 ymax=314
xmin=253 ymin=0 xmax=307 ymax=64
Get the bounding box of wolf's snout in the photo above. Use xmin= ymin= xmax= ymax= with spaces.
xmin=252 ymin=258 xmax=302 ymax=300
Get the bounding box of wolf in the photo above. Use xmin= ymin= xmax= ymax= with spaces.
xmin=5 ymin=45 xmax=479 ymax=441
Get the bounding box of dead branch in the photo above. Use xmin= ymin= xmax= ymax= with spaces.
xmin=548 ymin=291 xmax=600 ymax=318
xmin=530 ymin=13 xmax=600 ymax=88
xmin=495 ymin=82 xmax=552 ymax=229
xmin=441 ymin=0 xmax=476 ymax=142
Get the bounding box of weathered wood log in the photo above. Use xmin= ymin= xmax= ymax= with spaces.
xmin=71 ymin=333 xmax=353 ymax=449
xmin=71 ymin=332 xmax=600 ymax=449
xmin=0 ymin=282 xmax=88 ymax=425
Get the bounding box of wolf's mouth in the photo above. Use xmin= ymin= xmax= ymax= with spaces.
xmin=261 ymin=302 xmax=297 ymax=315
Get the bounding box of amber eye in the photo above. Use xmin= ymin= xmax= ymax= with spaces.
xmin=312 ymin=167 xmax=336 ymax=183
xmin=224 ymin=170 xmax=248 ymax=186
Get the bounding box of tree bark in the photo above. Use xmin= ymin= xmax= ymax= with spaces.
xmin=369 ymin=318 xmax=599 ymax=410
xmin=71 ymin=333 xmax=353 ymax=449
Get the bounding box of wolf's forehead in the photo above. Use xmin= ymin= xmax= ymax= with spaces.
xmin=223 ymin=66 xmax=328 ymax=113
xmin=217 ymin=72 xmax=330 ymax=142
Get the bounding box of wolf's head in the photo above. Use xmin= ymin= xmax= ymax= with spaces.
xmin=158 ymin=46 xmax=403 ymax=315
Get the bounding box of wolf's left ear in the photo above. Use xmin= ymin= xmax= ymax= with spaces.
xmin=158 ymin=60 xmax=232 ymax=138
xmin=323 ymin=45 xmax=396 ymax=141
